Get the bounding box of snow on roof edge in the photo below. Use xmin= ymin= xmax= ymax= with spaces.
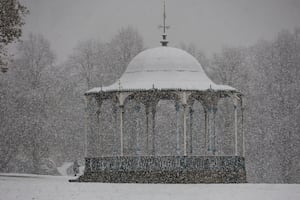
xmin=85 ymin=86 xmax=241 ymax=96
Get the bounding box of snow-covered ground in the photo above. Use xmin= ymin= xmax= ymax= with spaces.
xmin=0 ymin=173 xmax=299 ymax=200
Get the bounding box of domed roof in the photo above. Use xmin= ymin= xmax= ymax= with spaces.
xmin=126 ymin=46 xmax=206 ymax=74
xmin=87 ymin=46 xmax=236 ymax=94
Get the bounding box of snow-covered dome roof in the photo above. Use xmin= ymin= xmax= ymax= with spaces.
xmin=87 ymin=46 xmax=236 ymax=94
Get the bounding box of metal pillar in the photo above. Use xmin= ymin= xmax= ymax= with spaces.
xmin=241 ymin=97 xmax=245 ymax=157
xmin=208 ymin=108 xmax=212 ymax=153
xmin=96 ymin=109 xmax=102 ymax=154
xmin=189 ymin=106 xmax=194 ymax=155
xmin=116 ymin=92 xmax=132 ymax=156
xmin=84 ymin=96 xmax=90 ymax=158
xmin=119 ymin=105 xmax=124 ymax=156
xmin=175 ymin=103 xmax=180 ymax=155
xmin=204 ymin=109 xmax=208 ymax=155
xmin=135 ymin=104 xmax=141 ymax=155
xmin=95 ymin=97 xmax=103 ymax=155
xmin=234 ymin=98 xmax=238 ymax=156
xmin=112 ymin=104 xmax=118 ymax=156
xmin=151 ymin=105 xmax=156 ymax=156
xmin=183 ymin=104 xmax=187 ymax=156
xmin=212 ymin=107 xmax=217 ymax=155
xmin=207 ymin=105 xmax=217 ymax=155
xmin=145 ymin=105 xmax=150 ymax=155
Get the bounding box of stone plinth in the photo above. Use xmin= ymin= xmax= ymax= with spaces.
xmin=72 ymin=156 xmax=246 ymax=183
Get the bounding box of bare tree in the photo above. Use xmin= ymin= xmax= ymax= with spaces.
xmin=109 ymin=26 xmax=144 ymax=79
xmin=63 ymin=26 xmax=144 ymax=158
xmin=68 ymin=39 xmax=104 ymax=90
xmin=7 ymin=34 xmax=55 ymax=174
xmin=178 ymin=42 xmax=210 ymax=73
xmin=0 ymin=0 xmax=28 ymax=69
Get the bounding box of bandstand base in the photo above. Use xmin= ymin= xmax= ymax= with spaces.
xmin=71 ymin=156 xmax=246 ymax=183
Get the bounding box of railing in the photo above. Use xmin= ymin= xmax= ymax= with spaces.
xmin=85 ymin=156 xmax=245 ymax=172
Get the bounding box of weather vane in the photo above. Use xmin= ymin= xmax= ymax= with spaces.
xmin=159 ymin=0 xmax=170 ymax=46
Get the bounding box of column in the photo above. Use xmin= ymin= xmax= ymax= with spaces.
xmin=151 ymin=105 xmax=156 ymax=156
xmin=204 ymin=108 xmax=208 ymax=155
xmin=117 ymin=92 xmax=132 ymax=156
xmin=234 ymin=98 xmax=238 ymax=156
xmin=179 ymin=92 xmax=190 ymax=157
xmin=84 ymin=96 xmax=91 ymax=158
xmin=212 ymin=106 xmax=217 ymax=155
xmin=145 ymin=105 xmax=150 ymax=155
xmin=112 ymin=104 xmax=118 ymax=156
xmin=189 ymin=106 xmax=194 ymax=155
xmin=96 ymin=108 xmax=102 ymax=154
xmin=85 ymin=96 xmax=100 ymax=157
xmin=135 ymin=104 xmax=141 ymax=155
xmin=241 ymin=97 xmax=245 ymax=157
xmin=207 ymin=104 xmax=217 ymax=155
xmin=119 ymin=105 xmax=124 ymax=156
xmin=96 ymin=98 xmax=103 ymax=155
xmin=175 ymin=102 xmax=180 ymax=155
xmin=208 ymin=107 xmax=213 ymax=154
xmin=183 ymin=104 xmax=187 ymax=156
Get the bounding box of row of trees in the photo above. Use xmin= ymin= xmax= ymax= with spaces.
xmin=208 ymin=29 xmax=300 ymax=183
xmin=176 ymin=29 xmax=300 ymax=183
xmin=0 ymin=26 xmax=144 ymax=174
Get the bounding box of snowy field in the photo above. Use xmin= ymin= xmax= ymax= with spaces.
xmin=0 ymin=173 xmax=300 ymax=200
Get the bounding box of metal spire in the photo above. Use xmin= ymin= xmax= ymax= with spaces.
xmin=159 ymin=0 xmax=170 ymax=46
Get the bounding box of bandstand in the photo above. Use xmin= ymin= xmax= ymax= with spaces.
xmin=75 ymin=6 xmax=246 ymax=183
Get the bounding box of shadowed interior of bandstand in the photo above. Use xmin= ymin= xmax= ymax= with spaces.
xmin=74 ymin=89 xmax=247 ymax=183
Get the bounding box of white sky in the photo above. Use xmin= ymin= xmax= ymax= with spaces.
xmin=20 ymin=0 xmax=300 ymax=63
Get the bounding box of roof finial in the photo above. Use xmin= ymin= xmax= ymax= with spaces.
xmin=159 ymin=0 xmax=170 ymax=46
